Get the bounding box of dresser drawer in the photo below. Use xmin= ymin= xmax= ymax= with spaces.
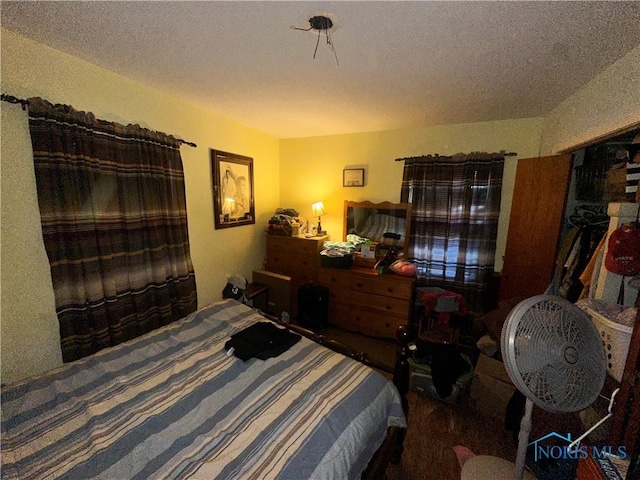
xmin=266 ymin=253 xmax=319 ymax=274
xmin=328 ymin=304 xmax=362 ymax=332
xmin=319 ymin=268 xmax=351 ymax=289
xmin=349 ymin=275 xmax=413 ymax=300
xmin=333 ymin=306 xmax=406 ymax=339
xmin=266 ymin=236 xmax=325 ymax=257
xmin=320 ymin=265 xmax=414 ymax=339
xmin=347 ymin=290 xmax=410 ymax=318
xmin=326 ymin=287 xmax=346 ymax=320
xmin=358 ymin=312 xmax=406 ymax=339
xmin=327 ymin=287 xmax=408 ymax=318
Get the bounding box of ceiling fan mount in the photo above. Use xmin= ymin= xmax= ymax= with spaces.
xmin=291 ymin=12 xmax=339 ymax=65
xmin=308 ymin=15 xmax=333 ymax=31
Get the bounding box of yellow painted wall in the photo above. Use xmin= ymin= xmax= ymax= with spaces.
xmin=2 ymin=27 xmax=638 ymax=384
xmin=280 ymin=41 xmax=640 ymax=276
xmin=0 ymin=29 xmax=280 ymax=383
xmin=279 ymin=118 xmax=544 ymax=271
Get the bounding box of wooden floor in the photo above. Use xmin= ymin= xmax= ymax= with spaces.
xmin=385 ymin=391 xmax=517 ymax=479
xmin=321 ymin=326 xmax=518 ymax=480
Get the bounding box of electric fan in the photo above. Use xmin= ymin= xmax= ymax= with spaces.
xmin=461 ymin=295 xmax=607 ymax=480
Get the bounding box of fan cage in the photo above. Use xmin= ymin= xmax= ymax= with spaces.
xmin=501 ymin=295 xmax=606 ymax=413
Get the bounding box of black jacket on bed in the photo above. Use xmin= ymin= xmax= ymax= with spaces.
xmin=225 ymin=322 xmax=302 ymax=361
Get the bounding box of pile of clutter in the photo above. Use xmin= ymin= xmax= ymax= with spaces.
xmin=265 ymin=208 xmax=308 ymax=236
xmin=319 ymin=235 xmax=417 ymax=276
xmin=319 ymin=240 xmax=358 ymax=269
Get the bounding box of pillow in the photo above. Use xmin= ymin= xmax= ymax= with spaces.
xmin=389 ymin=259 xmax=417 ymax=276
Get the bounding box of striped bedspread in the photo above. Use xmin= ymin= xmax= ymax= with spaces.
xmin=1 ymin=300 xmax=406 ymax=479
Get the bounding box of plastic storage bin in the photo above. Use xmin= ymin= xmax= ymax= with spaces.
xmin=319 ymin=254 xmax=353 ymax=269
xmin=408 ymin=355 xmax=474 ymax=404
xmin=584 ymin=307 xmax=632 ymax=382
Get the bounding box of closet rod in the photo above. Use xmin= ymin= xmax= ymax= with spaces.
xmin=1 ymin=93 xmax=197 ymax=148
xmin=395 ymin=151 xmax=518 ymax=161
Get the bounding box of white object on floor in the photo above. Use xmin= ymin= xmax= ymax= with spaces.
xmin=460 ymin=455 xmax=537 ymax=480
xmin=475 ymin=334 xmax=498 ymax=357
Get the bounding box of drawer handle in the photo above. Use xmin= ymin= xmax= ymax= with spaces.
xmin=387 ymin=287 xmax=394 ymax=293
xmin=386 ymin=305 xmax=392 ymax=310
xmin=356 ymin=282 xmax=363 ymax=288
xmin=385 ymin=322 xmax=390 ymax=328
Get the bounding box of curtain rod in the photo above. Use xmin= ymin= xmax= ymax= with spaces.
xmin=395 ymin=151 xmax=518 ymax=161
xmin=1 ymin=93 xmax=197 ymax=148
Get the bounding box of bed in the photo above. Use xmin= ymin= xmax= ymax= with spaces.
xmin=1 ymin=300 xmax=407 ymax=479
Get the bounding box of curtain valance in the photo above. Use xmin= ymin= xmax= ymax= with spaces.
xmin=27 ymin=97 xmax=182 ymax=148
xmin=397 ymin=151 xmax=513 ymax=165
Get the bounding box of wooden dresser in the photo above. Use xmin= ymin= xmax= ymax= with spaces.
xmin=319 ymin=266 xmax=415 ymax=339
xmin=264 ymin=235 xmax=327 ymax=318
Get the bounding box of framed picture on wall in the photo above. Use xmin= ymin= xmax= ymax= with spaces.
xmin=343 ymin=168 xmax=365 ymax=187
xmin=211 ymin=149 xmax=255 ymax=229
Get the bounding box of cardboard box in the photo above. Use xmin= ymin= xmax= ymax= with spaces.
xmin=470 ymin=354 xmax=516 ymax=419
xmin=605 ymin=162 xmax=629 ymax=201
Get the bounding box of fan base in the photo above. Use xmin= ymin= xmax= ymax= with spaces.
xmin=461 ymin=455 xmax=536 ymax=480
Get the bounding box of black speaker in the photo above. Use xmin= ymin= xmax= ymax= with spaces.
xmin=297 ymin=283 xmax=329 ymax=330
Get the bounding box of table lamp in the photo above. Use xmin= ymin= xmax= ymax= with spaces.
xmin=312 ymin=201 xmax=326 ymax=235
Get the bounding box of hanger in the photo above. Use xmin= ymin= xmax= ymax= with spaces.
xmin=568 ymin=204 xmax=609 ymax=229
xmin=568 ymin=388 xmax=620 ymax=450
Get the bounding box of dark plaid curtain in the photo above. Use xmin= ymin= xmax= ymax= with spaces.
xmin=28 ymin=97 xmax=197 ymax=362
xmin=400 ymin=152 xmax=504 ymax=313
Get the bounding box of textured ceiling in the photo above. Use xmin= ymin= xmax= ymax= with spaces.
xmin=2 ymin=1 xmax=640 ymax=139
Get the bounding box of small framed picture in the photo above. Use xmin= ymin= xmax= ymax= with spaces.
xmin=211 ymin=149 xmax=256 ymax=229
xmin=343 ymin=168 xmax=365 ymax=187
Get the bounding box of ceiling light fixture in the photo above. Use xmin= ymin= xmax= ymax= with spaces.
xmin=291 ymin=14 xmax=339 ymax=65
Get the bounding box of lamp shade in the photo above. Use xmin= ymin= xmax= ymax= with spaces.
xmin=312 ymin=201 xmax=326 ymax=217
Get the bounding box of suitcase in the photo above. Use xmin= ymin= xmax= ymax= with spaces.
xmin=297 ymin=283 xmax=329 ymax=330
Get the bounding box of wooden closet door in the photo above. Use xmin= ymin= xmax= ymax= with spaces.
xmin=499 ymin=154 xmax=572 ymax=300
